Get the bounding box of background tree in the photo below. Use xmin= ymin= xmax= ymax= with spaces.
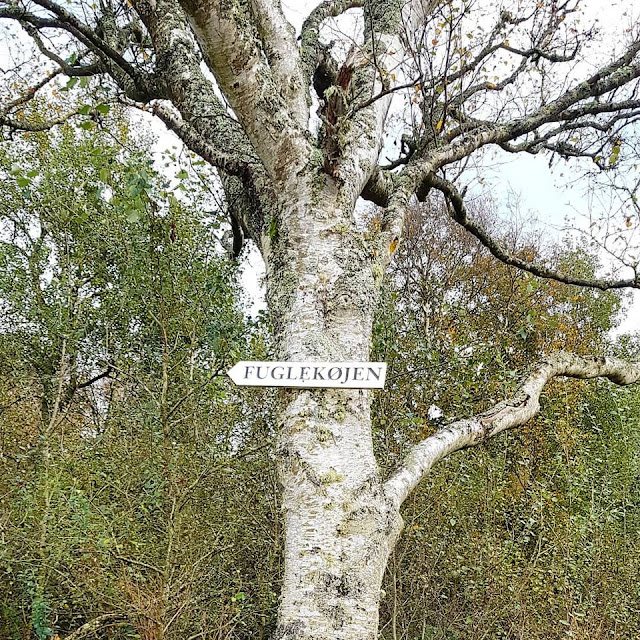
xmin=373 ymin=201 xmax=640 ymax=639
xmin=0 ymin=119 xmax=283 ymax=639
xmin=1 ymin=1 xmax=640 ymax=638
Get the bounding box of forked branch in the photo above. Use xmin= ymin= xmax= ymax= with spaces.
xmin=384 ymin=352 xmax=640 ymax=509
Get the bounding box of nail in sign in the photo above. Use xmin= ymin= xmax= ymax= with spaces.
xmin=228 ymin=361 xmax=387 ymax=389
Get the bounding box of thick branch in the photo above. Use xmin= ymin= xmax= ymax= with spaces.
xmin=131 ymin=0 xmax=270 ymax=246
xmin=177 ymin=0 xmax=310 ymax=179
xmin=299 ymin=0 xmax=364 ymax=85
xmin=152 ymin=104 xmax=256 ymax=178
xmin=384 ymin=352 xmax=640 ymax=509
xmin=249 ymin=0 xmax=307 ymax=124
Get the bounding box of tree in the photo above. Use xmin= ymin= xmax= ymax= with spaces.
xmin=0 ymin=120 xmax=263 ymax=639
xmin=373 ymin=202 xmax=640 ymax=638
xmin=1 ymin=1 xmax=640 ymax=638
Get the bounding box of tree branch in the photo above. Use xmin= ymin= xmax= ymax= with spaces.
xmin=427 ymin=173 xmax=640 ymax=290
xmin=177 ymin=0 xmax=311 ymax=179
xmin=299 ymin=0 xmax=364 ymax=85
xmin=152 ymin=103 xmax=257 ymax=178
xmin=249 ymin=0 xmax=307 ymax=124
xmin=64 ymin=614 xmax=127 ymax=640
xmin=0 ymin=108 xmax=83 ymax=132
xmin=384 ymin=351 xmax=640 ymax=509
xmin=0 ymin=1 xmax=158 ymax=101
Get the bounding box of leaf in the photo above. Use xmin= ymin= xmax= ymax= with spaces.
xmin=176 ymin=169 xmax=189 ymax=180
xmin=96 ymin=103 xmax=110 ymax=115
xmin=609 ymin=143 xmax=621 ymax=166
xmin=63 ymin=77 xmax=78 ymax=92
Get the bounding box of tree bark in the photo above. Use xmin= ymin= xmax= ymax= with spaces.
xmin=268 ymin=172 xmax=401 ymax=639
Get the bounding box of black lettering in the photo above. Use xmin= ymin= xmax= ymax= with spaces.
xmin=300 ymin=366 xmax=310 ymax=381
xmin=313 ymin=366 xmax=326 ymax=380
xmin=328 ymin=367 xmax=341 ymax=380
xmin=286 ymin=366 xmax=295 ymax=379
xmin=244 ymin=366 xmax=254 ymax=379
xmin=256 ymin=366 xmax=268 ymax=380
xmin=271 ymin=366 xmax=285 ymax=380
xmin=366 ymin=366 xmax=382 ymax=381
xmin=353 ymin=367 xmax=364 ymax=381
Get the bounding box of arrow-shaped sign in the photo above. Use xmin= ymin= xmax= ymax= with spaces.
xmin=228 ymin=361 xmax=387 ymax=389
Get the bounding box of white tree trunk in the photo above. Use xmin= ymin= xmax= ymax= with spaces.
xmin=268 ymin=174 xmax=401 ymax=639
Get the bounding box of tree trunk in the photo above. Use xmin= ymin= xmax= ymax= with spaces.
xmin=269 ymin=175 xmax=402 ymax=639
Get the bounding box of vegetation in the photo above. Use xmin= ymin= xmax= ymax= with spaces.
xmin=1 ymin=123 xmax=638 ymax=638
xmin=374 ymin=204 xmax=640 ymax=639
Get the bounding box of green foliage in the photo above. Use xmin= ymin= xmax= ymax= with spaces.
xmin=373 ymin=203 xmax=640 ymax=639
xmin=0 ymin=119 xmax=280 ymax=639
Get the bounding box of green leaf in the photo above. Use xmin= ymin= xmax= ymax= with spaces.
xmin=96 ymin=103 xmax=110 ymax=115
xmin=63 ymin=77 xmax=79 ymax=91
xmin=78 ymin=104 xmax=92 ymax=115
xmin=176 ymin=169 xmax=189 ymax=180
xmin=79 ymin=120 xmax=95 ymax=130
xmin=609 ymin=143 xmax=621 ymax=166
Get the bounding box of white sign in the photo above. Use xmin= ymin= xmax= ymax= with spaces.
xmin=228 ymin=361 xmax=387 ymax=389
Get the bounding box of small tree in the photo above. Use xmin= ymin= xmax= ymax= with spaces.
xmin=1 ymin=1 xmax=640 ymax=638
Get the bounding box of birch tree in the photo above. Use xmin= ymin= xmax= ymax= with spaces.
xmin=2 ymin=0 xmax=640 ymax=638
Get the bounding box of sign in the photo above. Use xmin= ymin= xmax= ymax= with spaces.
xmin=227 ymin=361 xmax=387 ymax=389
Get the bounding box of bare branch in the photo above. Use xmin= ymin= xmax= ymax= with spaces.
xmin=0 ymin=68 xmax=63 ymax=115
xmin=19 ymin=23 xmax=102 ymax=77
xmin=0 ymin=108 xmax=82 ymax=131
xmin=385 ymin=351 xmax=640 ymax=509
xmin=65 ymin=614 xmax=128 ymax=640
xmin=427 ymin=173 xmax=640 ymax=290
xmin=0 ymin=1 xmax=158 ymax=101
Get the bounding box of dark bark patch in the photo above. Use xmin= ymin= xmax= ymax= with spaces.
xmin=273 ymin=619 xmax=305 ymax=639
